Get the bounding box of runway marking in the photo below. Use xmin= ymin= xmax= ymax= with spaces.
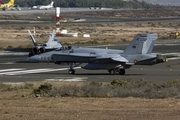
xmin=45 ymin=77 xmax=87 ymax=82
xmin=155 ymin=44 xmax=180 ymax=46
xmin=162 ymin=53 xmax=180 ymax=56
xmin=0 ymin=67 xmax=81 ymax=76
xmin=0 ymin=52 xmax=28 ymax=56
xmin=0 ymin=62 xmax=16 ymax=64
xmin=0 ymin=69 xmax=24 ymax=72
xmin=168 ymin=57 xmax=180 ymax=60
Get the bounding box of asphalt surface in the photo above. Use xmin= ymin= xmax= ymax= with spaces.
xmin=0 ymin=40 xmax=180 ymax=83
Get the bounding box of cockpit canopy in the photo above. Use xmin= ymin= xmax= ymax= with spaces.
xmin=56 ymin=46 xmax=72 ymax=51
xmin=54 ymin=39 xmax=59 ymax=42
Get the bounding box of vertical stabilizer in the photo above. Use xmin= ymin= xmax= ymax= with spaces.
xmin=50 ymin=1 xmax=54 ymax=7
xmin=46 ymin=30 xmax=55 ymax=46
xmin=123 ymin=34 xmax=157 ymax=55
xmin=28 ymin=30 xmax=38 ymax=46
xmin=9 ymin=0 xmax=14 ymax=5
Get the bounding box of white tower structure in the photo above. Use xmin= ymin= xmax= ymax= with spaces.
xmin=52 ymin=7 xmax=63 ymax=36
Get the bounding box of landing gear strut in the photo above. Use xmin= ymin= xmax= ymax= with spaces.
xmin=68 ymin=63 xmax=75 ymax=74
xmin=68 ymin=63 xmax=82 ymax=74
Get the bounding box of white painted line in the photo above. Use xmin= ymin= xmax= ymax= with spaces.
xmin=45 ymin=77 xmax=87 ymax=82
xmin=0 ymin=52 xmax=28 ymax=56
xmin=0 ymin=62 xmax=16 ymax=64
xmin=0 ymin=69 xmax=59 ymax=75
xmin=0 ymin=67 xmax=81 ymax=76
xmin=0 ymin=69 xmax=24 ymax=73
xmin=2 ymin=82 xmax=24 ymax=85
xmin=162 ymin=53 xmax=180 ymax=56
xmin=155 ymin=44 xmax=180 ymax=46
xmin=168 ymin=57 xmax=180 ymax=60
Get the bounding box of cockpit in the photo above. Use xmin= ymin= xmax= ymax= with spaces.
xmin=56 ymin=46 xmax=72 ymax=51
xmin=54 ymin=39 xmax=59 ymax=42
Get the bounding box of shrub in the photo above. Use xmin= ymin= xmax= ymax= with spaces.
xmin=32 ymin=79 xmax=180 ymax=98
xmin=0 ymin=83 xmax=16 ymax=91
xmin=33 ymin=83 xmax=52 ymax=96
xmin=110 ymin=79 xmax=128 ymax=87
xmin=89 ymin=81 xmax=102 ymax=87
xmin=0 ymin=82 xmax=7 ymax=90
xmin=24 ymin=83 xmax=34 ymax=89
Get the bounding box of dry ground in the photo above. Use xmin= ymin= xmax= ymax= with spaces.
xmin=0 ymin=21 xmax=180 ymax=49
xmin=0 ymin=82 xmax=180 ymax=120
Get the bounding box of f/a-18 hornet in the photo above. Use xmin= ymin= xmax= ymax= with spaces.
xmin=27 ymin=30 xmax=62 ymax=56
xmin=27 ymin=33 xmax=167 ymax=75
xmin=4 ymin=30 xmax=62 ymax=57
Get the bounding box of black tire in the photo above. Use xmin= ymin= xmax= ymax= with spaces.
xmin=119 ymin=69 xmax=125 ymax=75
xmin=68 ymin=69 xmax=75 ymax=74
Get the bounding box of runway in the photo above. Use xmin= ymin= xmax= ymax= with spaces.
xmin=0 ymin=40 xmax=180 ymax=83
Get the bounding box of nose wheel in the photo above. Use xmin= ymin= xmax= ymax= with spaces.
xmin=68 ymin=69 xmax=75 ymax=74
xmin=119 ymin=69 xmax=125 ymax=75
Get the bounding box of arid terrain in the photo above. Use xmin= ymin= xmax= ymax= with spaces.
xmin=0 ymin=81 xmax=180 ymax=120
xmin=0 ymin=9 xmax=180 ymax=120
xmin=0 ymin=21 xmax=179 ymax=49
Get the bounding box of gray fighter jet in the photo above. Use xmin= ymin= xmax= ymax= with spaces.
xmin=27 ymin=33 xmax=167 ymax=75
xmin=4 ymin=30 xmax=62 ymax=57
xmin=27 ymin=30 xmax=62 ymax=56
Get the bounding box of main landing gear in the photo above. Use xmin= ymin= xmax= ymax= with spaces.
xmin=68 ymin=69 xmax=75 ymax=74
xmin=68 ymin=63 xmax=82 ymax=74
xmin=68 ymin=63 xmax=75 ymax=74
xmin=108 ymin=68 xmax=125 ymax=75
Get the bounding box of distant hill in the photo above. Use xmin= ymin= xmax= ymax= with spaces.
xmin=138 ymin=0 xmax=180 ymax=6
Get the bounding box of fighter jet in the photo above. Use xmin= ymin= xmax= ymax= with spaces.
xmin=28 ymin=30 xmax=62 ymax=56
xmin=27 ymin=33 xmax=167 ymax=75
xmin=4 ymin=30 xmax=62 ymax=57
xmin=32 ymin=1 xmax=54 ymax=10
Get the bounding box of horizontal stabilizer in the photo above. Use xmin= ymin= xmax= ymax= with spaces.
xmin=111 ymin=56 xmax=129 ymax=63
xmin=95 ymin=54 xmax=129 ymax=62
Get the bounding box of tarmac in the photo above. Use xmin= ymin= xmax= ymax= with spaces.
xmin=0 ymin=40 xmax=180 ymax=83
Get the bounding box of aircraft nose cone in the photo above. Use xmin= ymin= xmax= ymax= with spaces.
xmin=27 ymin=55 xmax=39 ymax=62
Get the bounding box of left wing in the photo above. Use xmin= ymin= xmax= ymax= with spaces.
xmin=93 ymin=54 xmax=129 ymax=63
